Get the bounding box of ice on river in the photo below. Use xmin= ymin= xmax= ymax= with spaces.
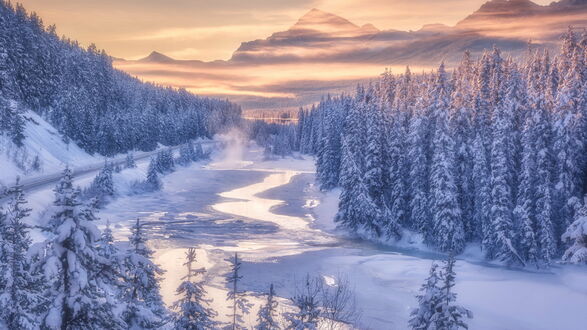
xmin=94 ymin=143 xmax=587 ymax=330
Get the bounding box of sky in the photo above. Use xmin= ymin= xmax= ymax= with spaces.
xmin=17 ymin=0 xmax=554 ymax=61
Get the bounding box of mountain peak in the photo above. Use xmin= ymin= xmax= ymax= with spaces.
xmin=293 ymin=8 xmax=359 ymax=31
xmin=140 ymin=51 xmax=175 ymax=63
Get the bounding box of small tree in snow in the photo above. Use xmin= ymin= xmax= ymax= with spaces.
xmin=225 ymin=253 xmax=251 ymax=329
xmin=37 ymin=168 xmax=125 ymax=329
xmin=409 ymin=263 xmax=442 ymax=330
xmin=432 ymin=256 xmax=472 ymax=329
xmin=285 ymin=274 xmax=322 ymax=330
xmin=256 ymin=284 xmax=280 ymax=330
xmin=122 ymin=218 xmax=168 ymax=329
xmin=172 ymin=247 xmax=218 ymax=330
xmin=0 ymin=178 xmax=46 ymax=329
xmin=562 ymin=197 xmax=587 ymax=264
xmin=126 ymin=153 xmax=137 ymax=169
xmin=145 ymin=158 xmax=162 ymax=191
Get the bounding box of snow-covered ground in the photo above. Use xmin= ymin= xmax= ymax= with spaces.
xmin=13 ymin=131 xmax=587 ymax=329
xmin=87 ymin=140 xmax=587 ymax=330
xmin=0 ymin=111 xmax=100 ymax=186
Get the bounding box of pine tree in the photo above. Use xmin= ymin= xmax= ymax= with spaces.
xmin=225 ymin=253 xmax=251 ymax=330
xmin=472 ymin=134 xmax=491 ymax=246
xmin=37 ymin=168 xmax=125 ymax=329
xmin=125 ymin=153 xmax=137 ymax=169
xmin=96 ymin=220 xmax=126 ymax=310
xmin=430 ymin=256 xmax=472 ymax=329
xmin=256 ymin=284 xmax=280 ymax=330
xmin=335 ymin=137 xmax=382 ymax=237
xmin=562 ymin=197 xmax=587 ymax=264
xmin=408 ymin=263 xmax=441 ymax=330
xmin=146 ymin=158 xmax=162 ymax=191
xmin=514 ymin=121 xmax=538 ymax=265
xmin=429 ymin=64 xmax=465 ymax=254
xmin=172 ymin=248 xmax=218 ymax=330
xmin=488 ymin=84 xmax=524 ymax=265
xmin=178 ymin=142 xmax=196 ymax=166
xmin=122 ymin=218 xmax=167 ymax=329
xmin=285 ymin=274 xmax=321 ymax=330
xmin=0 ymin=178 xmax=45 ymax=329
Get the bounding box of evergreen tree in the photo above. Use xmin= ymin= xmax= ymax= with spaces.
xmin=225 ymin=253 xmax=251 ymax=330
xmin=0 ymin=178 xmax=45 ymax=329
xmin=122 ymin=218 xmax=167 ymax=329
xmin=335 ymin=137 xmax=382 ymax=236
xmin=562 ymin=197 xmax=587 ymax=264
xmin=430 ymin=256 xmax=472 ymax=329
xmin=408 ymin=263 xmax=441 ymax=330
xmin=429 ymin=64 xmax=465 ymax=253
xmin=178 ymin=142 xmax=196 ymax=166
xmin=255 ymin=284 xmax=280 ymax=330
xmin=125 ymin=153 xmax=137 ymax=169
xmin=172 ymin=248 xmax=218 ymax=330
xmin=488 ymin=84 xmax=524 ymax=265
xmin=146 ymin=158 xmax=162 ymax=191
xmin=36 ymin=168 xmax=125 ymax=329
xmin=285 ymin=274 xmax=321 ymax=330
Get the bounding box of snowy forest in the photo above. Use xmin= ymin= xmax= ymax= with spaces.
xmin=293 ymin=29 xmax=587 ymax=266
xmin=1 ymin=0 xmax=587 ymax=328
xmin=0 ymin=1 xmax=241 ymax=156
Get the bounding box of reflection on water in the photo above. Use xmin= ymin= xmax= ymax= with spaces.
xmin=213 ymin=171 xmax=309 ymax=231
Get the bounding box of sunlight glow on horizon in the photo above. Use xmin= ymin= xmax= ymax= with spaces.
xmin=16 ymin=0 xmax=554 ymax=61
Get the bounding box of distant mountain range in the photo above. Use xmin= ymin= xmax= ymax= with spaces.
xmin=114 ymin=0 xmax=587 ymax=111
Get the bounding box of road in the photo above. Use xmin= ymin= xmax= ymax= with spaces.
xmin=0 ymin=140 xmax=219 ymax=200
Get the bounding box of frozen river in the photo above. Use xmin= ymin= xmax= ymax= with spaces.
xmin=97 ymin=142 xmax=587 ymax=330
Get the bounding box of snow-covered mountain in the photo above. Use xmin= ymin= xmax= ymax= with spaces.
xmin=114 ymin=2 xmax=587 ymax=111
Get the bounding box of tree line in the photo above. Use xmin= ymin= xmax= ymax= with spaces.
xmin=294 ymin=29 xmax=587 ymax=267
xmin=0 ymin=1 xmax=241 ymax=156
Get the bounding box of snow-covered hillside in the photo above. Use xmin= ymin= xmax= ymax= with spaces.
xmin=0 ymin=110 xmax=99 ymax=187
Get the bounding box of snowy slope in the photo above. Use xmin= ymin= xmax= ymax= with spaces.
xmin=0 ymin=110 xmax=100 ymax=187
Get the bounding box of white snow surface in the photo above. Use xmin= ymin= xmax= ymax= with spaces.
xmin=14 ymin=136 xmax=587 ymax=329
xmin=0 ymin=111 xmax=100 ymax=186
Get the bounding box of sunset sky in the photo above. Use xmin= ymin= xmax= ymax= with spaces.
xmin=18 ymin=0 xmax=553 ymax=61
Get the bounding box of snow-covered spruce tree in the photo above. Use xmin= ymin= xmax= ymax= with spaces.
xmin=562 ymin=197 xmax=587 ymax=264
xmin=122 ymin=218 xmax=168 ymax=328
xmin=146 ymin=157 xmax=163 ymax=191
xmin=487 ymin=75 xmax=524 ymax=266
xmin=172 ymin=247 xmax=218 ymax=330
xmin=36 ymin=168 xmax=126 ymax=329
xmin=514 ymin=118 xmax=539 ymax=265
xmin=408 ymin=262 xmax=441 ymax=330
xmin=96 ymin=220 xmax=126 ymax=310
xmin=125 ymin=153 xmax=137 ymax=169
xmin=155 ymin=148 xmax=175 ymax=174
xmin=430 ymin=256 xmax=472 ymax=329
xmin=315 ymin=98 xmax=343 ymax=191
xmin=178 ymin=141 xmax=196 ymax=166
xmin=364 ymin=84 xmax=401 ymax=240
xmin=553 ymin=50 xmax=586 ymax=241
xmin=335 ymin=137 xmax=382 ymax=237
xmin=472 ymin=133 xmax=492 ymax=255
xmin=385 ymin=70 xmax=410 ymax=231
xmin=429 ymin=64 xmax=465 ymax=254
xmin=407 ymin=104 xmax=431 ymax=237
xmin=285 ymin=274 xmax=321 ymax=330
xmin=89 ymin=160 xmax=115 ymax=204
xmin=256 ymin=283 xmax=280 ymax=330
xmin=451 ymin=52 xmax=475 ymax=241
xmin=225 ymin=253 xmax=251 ymax=330
xmin=0 ymin=178 xmax=46 ymax=329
